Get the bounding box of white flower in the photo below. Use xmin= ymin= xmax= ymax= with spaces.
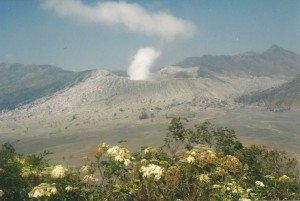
xmin=197 ymin=174 xmax=210 ymax=183
xmin=140 ymin=164 xmax=164 ymax=181
xmin=81 ymin=165 xmax=92 ymax=175
xmin=124 ymin=159 xmax=131 ymax=166
xmin=144 ymin=147 xmax=157 ymax=154
xmin=187 ymin=156 xmax=195 ymax=164
xmin=239 ymin=198 xmax=251 ymax=201
xmin=144 ymin=147 xmax=150 ymax=154
xmin=106 ymin=145 xmax=132 ymax=166
xmin=278 ymin=175 xmax=291 ymax=183
xmin=51 ymin=165 xmax=68 ymax=178
xmin=50 ymin=186 xmax=57 ymax=194
xmin=0 ymin=189 xmax=3 ymax=197
xmin=28 ymin=183 xmax=57 ymax=198
xmin=83 ymin=174 xmax=99 ymax=183
xmin=32 ymin=190 xmax=42 ymax=198
xmin=14 ymin=156 xmax=25 ymax=165
xmin=255 ymin=181 xmax=264 ymax=187
xmin=246 ymin=188 xmax=252 ymax=193
xmin=65 ymin=185 xmax=73 ymax=192
xmin=115 ymin=155 xmax=123 ymax=162
xmin=100 ymin=142 xmax=109 ymax=148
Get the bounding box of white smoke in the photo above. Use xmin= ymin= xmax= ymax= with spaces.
xmin=41 ymin=0 xmax=196 ymax=81
xmin=127 ymin=47 xmax=160 ymax=80
xmin=41 ymin=0 xmax=196 ymax=40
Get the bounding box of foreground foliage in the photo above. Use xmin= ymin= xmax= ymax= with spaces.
xmin=0 ymin=118 xmax=299 ymax=200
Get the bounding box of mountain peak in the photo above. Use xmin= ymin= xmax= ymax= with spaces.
xmin=263 ymin=45 xmax=288 ymax=55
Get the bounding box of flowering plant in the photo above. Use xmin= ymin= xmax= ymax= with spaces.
xmin=0 ymin=118 xmax=299 ymax=200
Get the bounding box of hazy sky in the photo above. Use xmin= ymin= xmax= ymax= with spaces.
xmin=1 ymin=0 xmax=299 ymax=71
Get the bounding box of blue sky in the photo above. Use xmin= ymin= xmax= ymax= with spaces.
xmin=0 ymin=0 xmax=299 ymax=71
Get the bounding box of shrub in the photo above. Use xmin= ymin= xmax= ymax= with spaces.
xmin=0 ymin=118 xmax=299 ymax=200
xmin=139 ymin=110 xmax=149 ymax=120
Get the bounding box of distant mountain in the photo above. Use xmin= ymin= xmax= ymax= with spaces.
xmin=0 ymin=63 xmax=91 ymax=110
xmin=175 ymin=45 xmax=300 ymax=76
xmin=236 ymin=75 xmax=300 ymax=108
xmin=2 ymin=45 xmax=298 ymax=111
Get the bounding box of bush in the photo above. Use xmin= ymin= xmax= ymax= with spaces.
xmin=139 ymin=110 xmax=149 ymax=120
xmin=0 ymin=118 xmax=299 ymax=200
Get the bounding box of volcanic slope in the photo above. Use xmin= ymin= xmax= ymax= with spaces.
xmin=1 ymin=69 xmax=286 ymax=127
xmin=237 ymin=75 xmax=300 ymax=109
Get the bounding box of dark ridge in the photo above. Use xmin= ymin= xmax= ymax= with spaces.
xmin=0 ymin=63 xmax=91 ymax=110
xmin=176 ymin=45 xmax=300 ymax=76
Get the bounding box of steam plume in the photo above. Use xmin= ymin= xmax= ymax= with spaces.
xmin=127 ymin=47 xmax=160 ymax=80
xmin=42 ymin=0 xmax=196 ymax=81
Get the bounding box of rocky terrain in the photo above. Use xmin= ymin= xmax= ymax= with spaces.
xmin=0 ymin=69 xmax=287 ymax=129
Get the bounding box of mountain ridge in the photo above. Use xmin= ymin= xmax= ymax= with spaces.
xmin=0 ymin=63 xmax=91 ymax=110
xmin=1 ymin=45 xmax=299 ymax=111
xmin=175 ymin=45 xmax=300 ymax=77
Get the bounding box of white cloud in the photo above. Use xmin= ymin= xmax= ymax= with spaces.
xmin=41 ymin=0 xmax=196 ymax=40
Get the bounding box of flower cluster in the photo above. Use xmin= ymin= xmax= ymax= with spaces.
xmin=140 ymin=164 xmax=164 ymax=181
xmin=21 ymin=167 xmax=38 ymax=178
xmin=221 ymin=155 xmax=242 ymax=172
xmin=185 ymin=151 xmax=197 ymax=164
xmin=51 ymin=165 xmax=68 ymax=178
xmin=278 ymin=175 xmax=291 ymax=183
xmin=80 ymin=165 xmax=93 ymax=175
xmin=106 ymin=145 xmax=133 ymax=166
xmin=255 ymin=181 xmax=265 ymax=187
xmin=28 ymin=183 xmax=57 ymax=198
xmin=197 ymin=150 xmax=217 ymax=168
xmin=144 ymin=146 xmax=158 ymax=155
xmin=83 ymin=174 xmax=99 ymax=183
xmin=197 ymin=174 xmax=210 ymax=184
xmin=92 ymin=142 xmax=109 ymax=158
xmin=214 ymin=167 xmax=228 ymax=178
xmin=80 ymin=164 xmax=98 ymax=183
xmin=65 ymin=185 xmax=73 ymax=192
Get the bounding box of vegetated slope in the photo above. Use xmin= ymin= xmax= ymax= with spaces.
xmin=0 ymin=63 xmax=91 ymax=110
xmin=175 ymin=45 xmax=300 ymax=77
xmin=236 ymin=75 xmax=300 ymax=109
